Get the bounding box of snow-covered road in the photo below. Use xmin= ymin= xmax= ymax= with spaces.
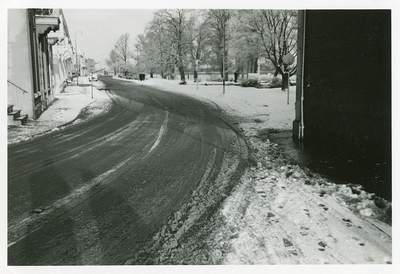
xmin=7 ymin=76 xmax=393 ymax=268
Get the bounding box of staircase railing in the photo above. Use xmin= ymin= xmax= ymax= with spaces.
xmin=7 ymin=80 xmax=29 ymax=94
xmin=7 ymin=80 xmax=30 ymax=113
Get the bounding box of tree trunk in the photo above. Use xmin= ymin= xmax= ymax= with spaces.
xmin=246 ymin=60 xmax=249 ymax=79
xmin=253 ymin=58 xmax=258 ymax=73
xmin=250 ymin=59 xmax=255 ymax=73
xmin=282 ymin=72 xmax=289 ymax=91
xmin=194 ymin=69 xmax=198 ymax=81
xmin=169 ymin=65 xmax=175 ymax=80
xmin=179 ymin=65 xmax=186 ymax=83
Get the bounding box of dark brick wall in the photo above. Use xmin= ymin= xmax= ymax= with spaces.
xmin=303 ymin=10 xmax=391 ymax=163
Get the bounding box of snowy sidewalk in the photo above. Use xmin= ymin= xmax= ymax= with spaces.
xmin=7 ymin=77 xmax=111 ymax=145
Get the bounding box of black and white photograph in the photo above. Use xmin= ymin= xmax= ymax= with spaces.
xmin=3 ymin=1 xmax=397 ymax=273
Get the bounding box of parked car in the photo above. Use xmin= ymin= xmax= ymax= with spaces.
xmin=89 ymin=74 xmax=98 ymax=81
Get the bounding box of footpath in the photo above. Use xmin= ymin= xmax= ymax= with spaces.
xmin=7 ymin=77 xmax=111 ymax=145
xmin=7 ymin=76 xmax=394 ymax=269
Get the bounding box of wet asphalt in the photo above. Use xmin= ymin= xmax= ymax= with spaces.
xmin=7 ymin=77 xmax=245 ymax=265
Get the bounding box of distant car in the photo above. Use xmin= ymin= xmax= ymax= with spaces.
xmin=89 ymin=74 xmax=98 ymax=81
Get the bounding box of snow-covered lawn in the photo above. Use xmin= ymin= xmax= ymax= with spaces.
xmin=121 ymin=76 xmax=295 ymax=131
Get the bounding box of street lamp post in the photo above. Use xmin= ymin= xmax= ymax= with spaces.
xmin=75 ymin=31 xmax=83 ymax=85
xmin=222 ymin=16 xmax=226 ymax=95
xmin=283 ymin=53 xmax=295 ymax=105
xmin=90 ymin=62 xmax=100 ymax=99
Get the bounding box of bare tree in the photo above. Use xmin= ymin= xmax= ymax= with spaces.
xmin=238 ymin=10 xmax=298 ymax=89
xmin=207 ymin=9 xmax=231 ymax=81
xmin=135 ymin=15 xmax=177 ymax=79
xmin=106 ymin=49 xmax=122 ymax=75
xmin=151 ymin=9 xmax=194 ymax=83
xmin=112 ymin=33 xmax=133 ymax=75
xmin=187 ymin=11 xmax=213 ymax=81
xmin=230 ymin=12 xmax=262 ymax=79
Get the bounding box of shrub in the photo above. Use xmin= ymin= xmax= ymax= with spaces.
xmin=258 ymin=75 xmax=272 ymax=82
xmin=269 ymin=77 xmax=282 ymax=88
xmin=241 ymin=78 xmax=259 ymax=87
xmin=208 ymin=75 xmax=223 ymax=82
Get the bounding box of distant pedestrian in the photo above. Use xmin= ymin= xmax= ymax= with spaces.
xmin=234 ymin=72 xmax=238 ymax=83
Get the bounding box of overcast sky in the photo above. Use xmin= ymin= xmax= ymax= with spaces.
xmin=62 ymin=9 xmax=158 ymax=70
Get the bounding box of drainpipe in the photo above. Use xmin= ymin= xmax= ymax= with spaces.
xmin=293 ymin=10 xmax=306 ymax=140
xmin=300 ymin=11 xmax=306 ymax=139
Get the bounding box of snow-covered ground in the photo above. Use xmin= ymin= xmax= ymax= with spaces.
xmin=7 ymin=76 xmax=393 ymax=269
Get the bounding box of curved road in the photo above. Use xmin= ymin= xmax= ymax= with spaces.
xmin=7 ymin=77 xmax=248 ymax=265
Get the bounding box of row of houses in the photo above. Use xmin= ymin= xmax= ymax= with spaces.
xmin=7 ymin=9 xmax=89 ymax=124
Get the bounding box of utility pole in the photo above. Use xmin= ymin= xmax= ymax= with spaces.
xmin=75 ymin=31 xmax=83 ymax=85
xmin=222 ymin=12 xmax=226 ymax=95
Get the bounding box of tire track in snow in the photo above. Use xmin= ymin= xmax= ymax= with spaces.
xmin=8 ymin=111 xmax=171 ymax=248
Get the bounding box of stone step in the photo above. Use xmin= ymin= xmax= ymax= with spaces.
xmin=8 ymin=104 xmax=14 ymax=114
xmin=15 ymin=115 xmax=28 ymax=125
xmin=8 ymin=109 xmax=28 ymax=126
xmin=8 ymin=110 xmax=21 ymax=122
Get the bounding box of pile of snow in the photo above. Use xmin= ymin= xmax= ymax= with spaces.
xmin=134 ymin=135 xmax=391 ymax=265
xmin=218 ymin=137 xmax=391 ymax=264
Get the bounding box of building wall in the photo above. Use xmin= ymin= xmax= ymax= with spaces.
xmin=8 ymin=9 xmax=64 ymax=120
xmin=50 ymin=9 xmax=74 ymax=94
xmin=8 ymin=9 xmax=35 ymax=118
xmin=51 ymin=42 xmax=70 ymax=95
xmin=302 ymin=10 xmax=391 ymax=162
